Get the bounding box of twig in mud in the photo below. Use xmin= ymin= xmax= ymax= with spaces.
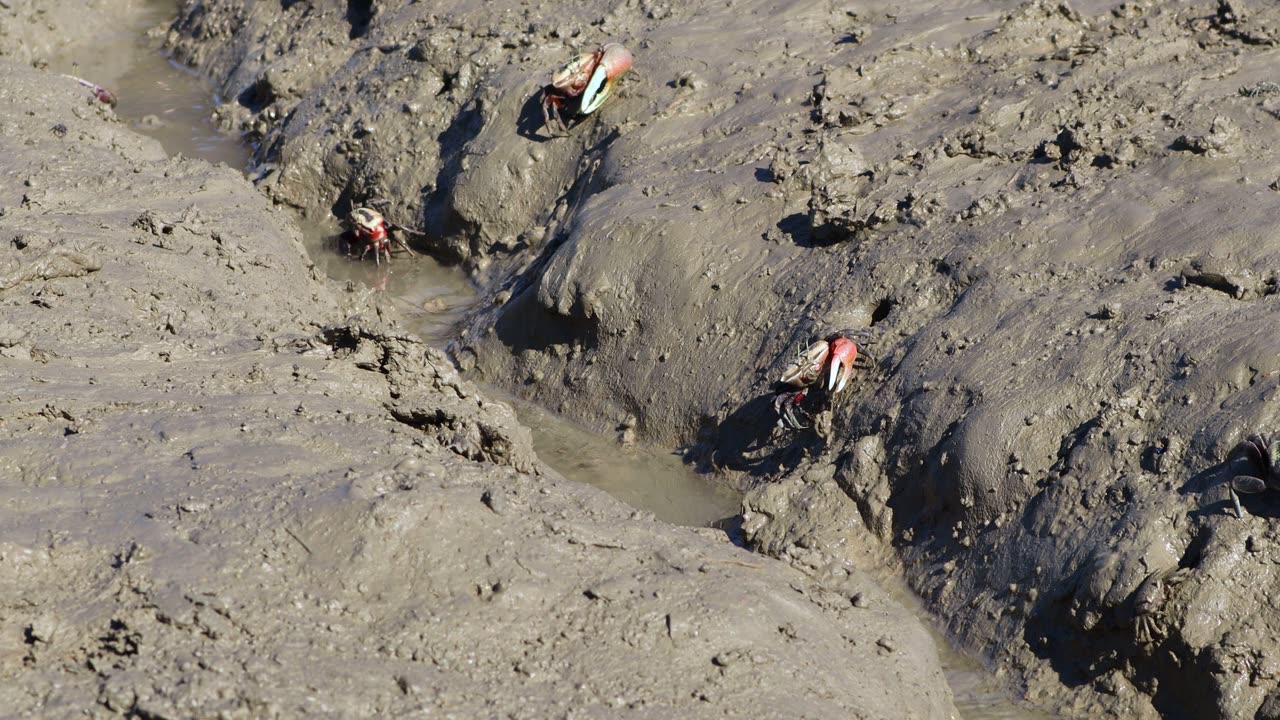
xmin=1004 ymin=165 xmax=1023 ymax=188
xmin=390 ymin=233 xmax=418 ymax=257
xmin=513 ymin=556 xmax=537 ymax=576
xmin=389 ymin=223 xmax=428 ymax=238
xmin=701 ymin=559 xmax=764 ymax=570
xmin=284 ymin=527 xmax=313 ymax=555
xmin=576 ymin=540 xmax=629 ymax=550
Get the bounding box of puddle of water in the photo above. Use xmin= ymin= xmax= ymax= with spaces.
xmin=293 ymin=215 xmax=479 ymax=346
xmin=945 ymin=647 xmax=1058 ymax=720
xmin=878 ymin=576 xmax=1059 ymax=720
xmin=58 ymin=5 xmax=1056 ymax=716
xmin=498 ymin=393 xmax=741 ymax=527
xmin=49 ymin=0 xmax=248 ymax=169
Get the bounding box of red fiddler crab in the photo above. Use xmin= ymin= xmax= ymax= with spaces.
xmin=1228 ymin=432 xmax=1280 ymax=518
xmin=61 ymin=74 xmax=117 ymax=107
xmin=541 ymin=42 xmax=632 ymax=135
xmin=773 ymin=329 xmax=873 ymax=430
xmin=347 ymin=207 xmax=419 ymax=265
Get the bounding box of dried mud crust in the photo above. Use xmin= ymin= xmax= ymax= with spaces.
xmin=165 ymin=0 xmax=1280 ymax=716
xmin=0 ymin=18 xmax=958 ymax=720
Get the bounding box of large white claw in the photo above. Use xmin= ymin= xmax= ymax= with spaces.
xmin=580 ymin=65 xmax=611 ymax=114
xmin=827 ymin=360 xmax=840 ymax=391
xmin=835 ymin=368 xmax=850 ymax=394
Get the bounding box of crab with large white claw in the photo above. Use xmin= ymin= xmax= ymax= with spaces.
xmin=541 ymin=43 xmax=633 ymax=135
xmin=773 ymin=328 xmax=872 ymax=431
xmin=779 ymin=328 xmax=872 ymax=392
xmin=61 ymin=73 xmax=116 ymax=107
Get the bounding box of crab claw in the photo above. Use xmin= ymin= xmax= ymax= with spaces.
xmin=779 ymin=339 xmax=830 ymax=388
xmin=826 ymin=336 xmax=861 ymax=392
xmin=61 ymin=73 xmax=117 ymax=108
xmin=542 ymin=43 xmax=632 ymax=133
xmin=579 ymin=43 xmax=633 ymax=115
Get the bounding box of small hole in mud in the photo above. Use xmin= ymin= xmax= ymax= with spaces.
xmin=346 ymin=0 xmax=374 ymax=40
xmin=1178 ymin=527 xmax=1212 ymax=570
xmin=870 ymin=298 xmax=896 ymax=325
xmin=438 ymin=72 xmax=456 ymax=96
xmin=237 ymin=76 xmax=277 ymax=113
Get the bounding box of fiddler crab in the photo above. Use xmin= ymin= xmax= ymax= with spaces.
xmin=1228 ymin=432 xmax=1280 ymax=518
xmin=347 ymin=207 xmax=419 ymax=265
xmin=541 ymin=42 xmax=632 ymax=135
xmin=1130 ymin=567 xmax=1189 ymax=645
xmin=61 ymin=74 xmax=117 ymax=107
xmin=773 ymin=329 xmax=873 ymax=430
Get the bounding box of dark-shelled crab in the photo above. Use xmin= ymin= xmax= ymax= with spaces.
xmin=1228 ymin=432 xmax=1280 ymax=518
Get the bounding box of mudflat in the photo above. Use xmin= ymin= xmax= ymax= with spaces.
xmin=0 ymin=1 xmax=957 ymax=718
xmin=156 ymin=0 xmax=1280 ymax=717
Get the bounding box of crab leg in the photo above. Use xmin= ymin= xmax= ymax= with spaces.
xmin=393 ymin=236 xmax=417 ymax=256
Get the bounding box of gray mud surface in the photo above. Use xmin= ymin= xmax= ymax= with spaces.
xmin=157 ymin=0 xmax=1280 ymax=717
xmin=0 ymin=2 xmax=959 ymax=718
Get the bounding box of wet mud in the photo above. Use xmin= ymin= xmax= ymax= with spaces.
xmin=0 ymin=1 xmax=962 ymax=718
xmin=154 ymin=0 xmax=1280 ymax=717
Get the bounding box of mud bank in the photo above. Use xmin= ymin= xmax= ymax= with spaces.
xmin=0 ymin=2 xmax=958 ymax=718
xmin=164 ymin=0 xmax=1280 ymax=717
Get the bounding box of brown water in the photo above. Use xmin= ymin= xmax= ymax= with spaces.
xmin=498 ymin=393 xmax=741 ymax=526
xmin=293 ymin=215 xmax=479 ymax=346
xmin=54 ymin=4 xmax=1054 ymax=716
xmin=48 ymin=0 xmax=247 ymax=169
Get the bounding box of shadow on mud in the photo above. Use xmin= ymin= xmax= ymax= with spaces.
xmin=1180 ymin=461 xmax=1280 ymax=520
xmin=515 ymin=91 xmax=558 ymax=142
xmin=491 ymin=285 xmax=601 ymax=355
xmin=690 ymin=391 xmax=827 ymax=477
xmin=777 ymin=211 xmax=854 ymax=249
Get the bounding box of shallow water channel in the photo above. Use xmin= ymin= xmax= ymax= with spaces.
xmin=51 ymin=4 xmax=1054 ymax=717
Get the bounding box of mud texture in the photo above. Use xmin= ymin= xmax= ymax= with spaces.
xmin=0 ymin=3 xmax=959 ymax=718
xmin=161 ymin=0 xmax=1280 ymax=717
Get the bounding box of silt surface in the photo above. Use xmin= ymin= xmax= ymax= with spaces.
xmin=158 ymin=0 xmax=1280 ymax=717
xmin=0 ymin=1 xmax=960 ymax=718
